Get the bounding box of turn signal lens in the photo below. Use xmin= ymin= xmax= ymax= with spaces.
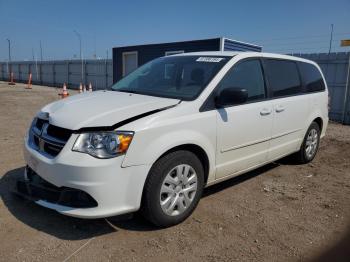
xmin=119 ymin=134 xmax=133 ymax=153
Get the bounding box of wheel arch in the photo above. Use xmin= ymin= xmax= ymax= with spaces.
xmin=313 ymin=117 xmax=323 ymax=132
xmin=122 ymin=126 xmax=217 ymax=184
xmin=305 ymin=109 xmax=326 ymax=136
xmin=298 ymin=113 xmax=326 ymax=152
xmin=151 ymin=143 xmax=210 ymax=185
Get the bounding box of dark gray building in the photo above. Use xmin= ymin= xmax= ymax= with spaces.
xmin=112 ymin=37 xmax=262 ymax=82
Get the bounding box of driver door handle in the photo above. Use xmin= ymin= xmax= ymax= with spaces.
xmin=260 ymin=108 xmax=272 ymax=116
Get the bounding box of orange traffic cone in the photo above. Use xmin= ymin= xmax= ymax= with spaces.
xmin=8 ymin=72 xmax=15 ymax=85
xmin=83 ymin=84 xmax=87 ymax=92
xmin=59 ymin=83 xmax=69 ymax=98
xmin=79 ymin=83 xmax=83 ymax=93
xmin=89 ymin=82 xmax=92 ymax=92
xmin=25 ymin=73 xmax=32 ymax=89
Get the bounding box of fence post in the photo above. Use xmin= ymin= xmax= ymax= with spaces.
xmin=28 ymin=63 xmax=31 ymax=83
xmin=52 ymin=62 xmax=56 ymax=87
xmin=105 ymin=59 xmax=108 ymax=89
xmin=84 ymin=60 xmax=87 ymax=86
xmin=17 ymin=63 xmax=21 ymax=83
xmin=8 ymin=62 xmax=11 ymax=81
xmin=39 ymin=62 xmax=42 ymax=85
xmin=343 ymin=53 xmax=350 ymax=124
xmin=66 ymin=60 xmax=69 ymax=88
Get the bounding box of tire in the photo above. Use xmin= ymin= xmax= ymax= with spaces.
xmin=295 ymin=122 xmax=321 ymax=164
xmin=141 ymin=150 xmax=204 ymax=227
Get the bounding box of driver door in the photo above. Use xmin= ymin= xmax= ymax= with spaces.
xmin=215 ymin=59 xmax=273 ymax=179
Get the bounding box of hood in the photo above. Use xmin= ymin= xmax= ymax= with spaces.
xmin=40 ymin=91 xmax=180 ymax=130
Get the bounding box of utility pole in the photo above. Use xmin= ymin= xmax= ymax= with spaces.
xmin=39 ymin=40 xmax=43 ymax=84
xmin=6 ymin=39 xmax=11 ymax=62
xmin=105 ymin=49 xmax=109 ymax=89
xmin=74 ymin=30 xmax=83 ymax=84
xmin=328 ymin=24 xmax=334 ymax=55
xmin=93 ymin=34 xmax=97 ymax=59
xmin=35 ymin=52 xmax=39 ymax=81
xmin=31 ymin=48 xmax=34 ymax=77
xmin=39 ymin=40 xmax=43 ymax=62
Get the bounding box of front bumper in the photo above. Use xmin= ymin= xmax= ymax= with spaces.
xmin=20 ymin=134 xmax=151 ymax=219
xmin=16 ymin=166 xmax=99 ymax=208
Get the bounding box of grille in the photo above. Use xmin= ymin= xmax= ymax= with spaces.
xmin=28 ymin=118 xmax=73 ymax=158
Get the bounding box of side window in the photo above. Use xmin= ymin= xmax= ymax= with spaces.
xmin=298 ymin=62 xmax=325 ymax=92
xmin=264 ymin=59 xmax=302 ymax=97
xmin=164 ymin=64 xmax=176 ymax=79
xmin=218 ymin=59 xmax=265 ymax=102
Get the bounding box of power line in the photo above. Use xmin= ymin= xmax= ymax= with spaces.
xmin=265 ymin=46 xmax=329 ymax=51
xmin=267 ymin=46 xmax=329 ymax=50
xmin=256 ymin=34 xmax=350 ymax=52
xmin=263 ymin=37 xmax=346 ymax=44
xmin=261 ymin=39 xmax=345 ymax=47
xmin=250 ymin=32 xmax=350 ymax=42
xmin=256 ymin=36 xmax=350 ymax=46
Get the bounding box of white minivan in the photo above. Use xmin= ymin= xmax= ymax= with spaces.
xmin=17 ymin=52 xmax=328 ymax=227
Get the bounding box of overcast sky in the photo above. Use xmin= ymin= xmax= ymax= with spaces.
xmin=0 ymin=0 xmax=349 ymax=61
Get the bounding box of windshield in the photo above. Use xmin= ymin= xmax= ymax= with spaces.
xmin=111 ymin=55 xmax=229 ymax=100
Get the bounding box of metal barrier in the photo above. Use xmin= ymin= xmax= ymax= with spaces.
xmin=1 ymin=52 xmax=349 ymax=124
xmin=294 ymin=52 xmax=350 ymax=124
xmin=0 ymin=59 xmax=113 ymax=90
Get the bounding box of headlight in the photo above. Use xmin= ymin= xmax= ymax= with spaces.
xmin=72 ymin=131 xmax=134 ymax=159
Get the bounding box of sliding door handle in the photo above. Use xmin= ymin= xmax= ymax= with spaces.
xmin=275 ymin=105 xmax=285 ymax=113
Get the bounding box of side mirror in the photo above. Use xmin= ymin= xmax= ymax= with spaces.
xmin=216 ymin=87 xmax=248 ymax=108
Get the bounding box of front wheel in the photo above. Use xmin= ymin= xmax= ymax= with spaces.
xmin=141 ymin=150 xmax=204 ymax=227
xmin=295 ymin=122 xmax=321 ymax=164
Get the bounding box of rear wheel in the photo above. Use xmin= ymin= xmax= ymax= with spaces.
xmin=295 ymin=122 xmax=321 ymax=164
xmin=141 ymin=150 xmax=204 ymax=227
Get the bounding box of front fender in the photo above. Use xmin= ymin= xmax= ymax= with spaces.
xmin=122 ymin=128 xmax=216 ymax=182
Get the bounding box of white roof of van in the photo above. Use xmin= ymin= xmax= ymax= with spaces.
xmin=175 ymin=51 xmax=241 ymax=57
xmin=174 ymin=51 xmax=316 ymax=64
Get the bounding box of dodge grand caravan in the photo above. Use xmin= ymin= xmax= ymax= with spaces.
xmin=17 ymin=52 xmax=328 ymax=227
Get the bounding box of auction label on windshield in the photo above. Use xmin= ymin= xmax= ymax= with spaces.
xmin=196 ymin=57 xmax=224 ymax=62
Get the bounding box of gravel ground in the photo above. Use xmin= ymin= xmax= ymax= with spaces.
xmin=0 ymin=81 xmax=349 ymax=262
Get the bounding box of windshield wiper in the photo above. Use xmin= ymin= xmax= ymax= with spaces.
xmin=116 ymin=89 xmax=141 ymax=95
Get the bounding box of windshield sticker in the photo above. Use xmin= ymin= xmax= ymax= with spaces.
xmin=196 ymin=57 xmax=224 ymax=62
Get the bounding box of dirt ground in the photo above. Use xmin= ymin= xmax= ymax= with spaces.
xmin=0 ymin=81 xmax=349 ymax=262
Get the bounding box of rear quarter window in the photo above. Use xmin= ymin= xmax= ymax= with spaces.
xmin=264 ymin=59 xmax=302 ymax=97
xmin=298 ymin=62 xmax=326 ymax=92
